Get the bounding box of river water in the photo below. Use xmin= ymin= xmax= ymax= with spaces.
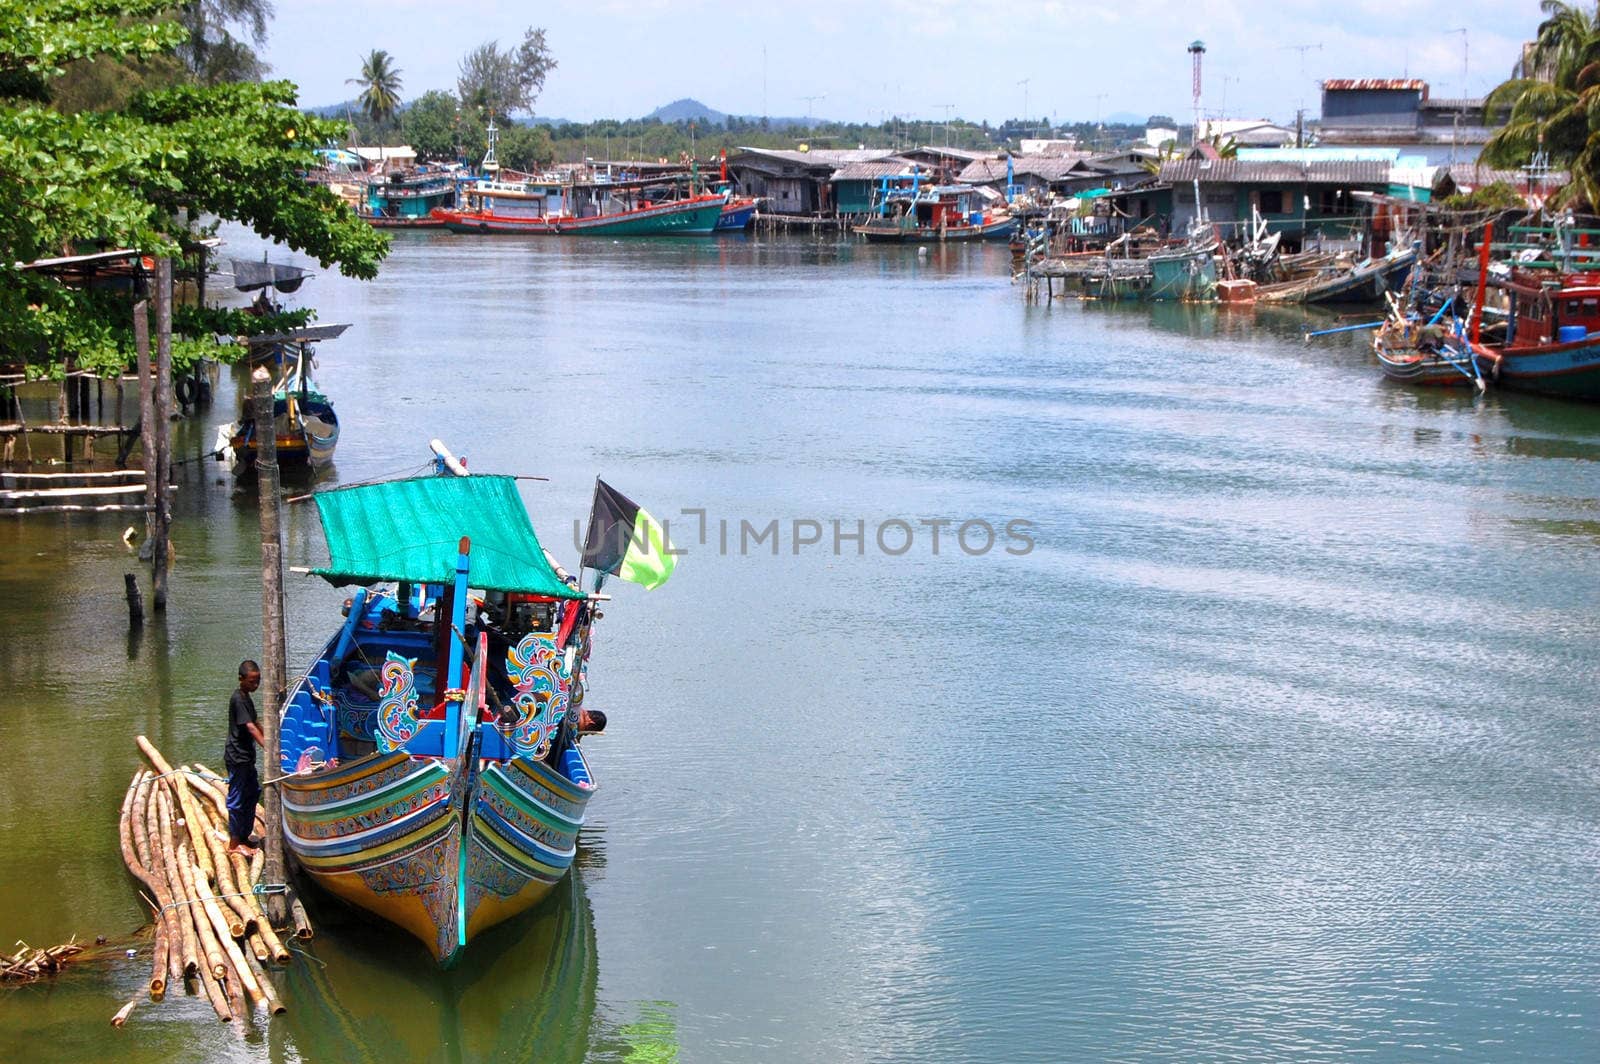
xmin=1 ymin=230 xmax=1598 ymax=1063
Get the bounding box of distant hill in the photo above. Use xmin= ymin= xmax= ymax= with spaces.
xmin=647 ymin=97 xmax=822 ymax=129
xmin=649 ymin=98 xmax=727 ymax=124
xmin=1104 ymin=111 xmax=1146 ymax=126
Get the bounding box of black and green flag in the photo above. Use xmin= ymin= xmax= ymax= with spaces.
xmin=581 ymin=480 xmax=676 ymax=590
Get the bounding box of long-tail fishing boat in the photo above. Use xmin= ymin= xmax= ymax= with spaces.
xmin=1462 ymin=221 xmax=1600 ymax=401
xmin=276 ymin=444 xmax=611 ymax=963
xmin=221 ymin=324 xmax=348 ymax=476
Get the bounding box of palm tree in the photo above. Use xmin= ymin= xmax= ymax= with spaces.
xmin=348 ymin=50 xmax=403 ymax=127
xmin=1483 ymin=1 xmax=1600 ymax=206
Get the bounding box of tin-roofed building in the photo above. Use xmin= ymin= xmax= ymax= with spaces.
xmin=1318 ymin=79 xmax=1489 ymax=164
xmin=725 ymin=147 xmax=899 ymax=216
xmin=1159 ymin=158 xmax=1392 ymax=246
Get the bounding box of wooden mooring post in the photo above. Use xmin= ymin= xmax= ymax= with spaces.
xmin=124 ymin=573 xmax=143 ymax=626
xmin=251 ymin=366 xmax=288 ymax=925
xmin=151 ymin=257 xmax=173 ymax=611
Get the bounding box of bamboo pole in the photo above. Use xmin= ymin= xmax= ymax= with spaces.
xmin=191 ymin=866 xmax=265 ymax=1008
xmin=195 ymin=857 xmax=246 ymax=940
xmin=141 ymin=783 xmax=187 ymax=986
xmin=136 ymin=737 xmax=217 ymax=888
xmin=288 ymin=893 xmax=313 ymax=940
xmin=199 ymin=970 xmax=233 ymax=1023
xmin=246 ymin=931 xmax=270 ymax=964
xmin=243 ymin=947 xmax=286 ymax=1015
xmin=222 ymin=973 xmax=246 ymax=1025
xmin=204 ymin=830 xmax=259 ymax=939
xmin=152 ymin=787 xmax=199 ymax=978
xmin=184 ymin=767 xmax=228 ymax=822
xmin=231 ymin=850 xmax=290 ymax=962
xmin=175 ymin=841 xmax=227 ymax=980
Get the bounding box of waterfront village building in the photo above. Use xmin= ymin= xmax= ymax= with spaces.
xmin=1317 ymin=79 xmax=1488 ymax=165
xmin=1158 ymin=147 xmax=1394 ymax=248
xmin=728 ymin=144 xmax=1158 ymax=219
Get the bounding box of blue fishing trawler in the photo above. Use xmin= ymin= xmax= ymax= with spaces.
xmin=276 ymin=445 xmax=611 ymax=962
xmin=359 ymin=169 xmax=457 ymax=229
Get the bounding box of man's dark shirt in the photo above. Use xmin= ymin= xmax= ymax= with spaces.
xmin=226 ymin=688 xmax=257 ymax=766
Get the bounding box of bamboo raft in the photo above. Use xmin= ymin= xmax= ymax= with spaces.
xmin=107 ymin=735 xmax=312 ymax=1028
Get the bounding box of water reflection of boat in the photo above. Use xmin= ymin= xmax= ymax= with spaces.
xmin=221 ymin=324 xmax=347 ymax=475
xmin=277 ymin=447 xmax=608 ymax=963
xmin=283 ymin=864 xmax=600 ymax=1061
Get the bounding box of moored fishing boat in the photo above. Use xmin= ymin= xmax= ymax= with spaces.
xmin=433 ymin=176 xmax=726 ymax=236
xmin=432 ymin=120 xmax=724 ymax=236
xmin=276 ymin=446 xmax=670 ymax=963
xmin=854 ymin=174 xmax=1014 ymax=243
xmin=715 ymin=195 xmax=758 ymax=231
xmin=359 ymin=169 xmax=456 ymax=229
xmin=1257 ymin=244 xmax=1419 ymax=305
xmin=221 ymin=325 xmax=347 ymax=475
xmin=1373 ymin=318 xmax=1485 ymax=388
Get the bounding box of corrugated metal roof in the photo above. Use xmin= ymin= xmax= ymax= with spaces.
xmin=1437 ymin=163 xmax=1570 ymax=189
xmin=1238 ymin=147 xmax=1401 ymax=162
xmin=830 ymin=158 xmax=919 ymax=181
xmin=730 ymin=147 xmax=898 ymax=170
xmin=1322 ymin=78 xmax=1428 ymax=92
xmin=1158 ymin=159 xmax=1393 ymax=185
xmin=1419 ymin=97 xmax=1484 ymax=110
xmin=958 ymin=156 xmax=1098 ymax=183
xmin=911 ymin=145 xmax=997 ymax=162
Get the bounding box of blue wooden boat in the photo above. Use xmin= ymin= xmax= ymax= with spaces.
xmin=360 ymin=169 xmax=456 ymax=229
xmin=715 ymin=196 xmax=757 ymax=231
xmin=1469 ymin=266 xmax=1600 ymax=400
xmin=276 ymin=448 xmax=607 ymax=962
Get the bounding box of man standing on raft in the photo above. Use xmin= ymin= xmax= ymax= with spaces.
xmin=225 ymin=660 xmax=265 ymax=857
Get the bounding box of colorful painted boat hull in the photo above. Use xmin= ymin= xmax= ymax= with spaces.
xmin=434 ymin=196 xmax=725 ymax=236
xmin=464 ymin=756 xmax=591 ymax=942
xmin=281 ymin=747 xmax=594 ymax=963
xmin=282 ymin=753 xmax=464 ymax=961
xmin=1475 ymin=338 xmax=1600 ymax=400
xmin=715 ymin=199 xmax=757 ymax=231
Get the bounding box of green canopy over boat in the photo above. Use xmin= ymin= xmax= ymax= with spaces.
xmin=312 ymin=474 xmax=584 ymax=598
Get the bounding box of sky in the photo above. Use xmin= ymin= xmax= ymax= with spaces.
xmin=264 ymin=0 xmax=1544 ymax=126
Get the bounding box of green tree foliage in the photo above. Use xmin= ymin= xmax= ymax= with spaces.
xmin=1440 ymin=181 xmax=1528 ymax=212
xmin=178 ymin=0 xmax=273 ymax=83
xmin=0 ymin=0 xmax=387 ymax=376
xmin=348 ymin=48 xmax=401 ymax=126
xmin=401 ymin=88 xmax=465 ymax=161
xmin=457 ymin=27 xmax=555 ymax=119
xmin=1483 ymin=1 xmax=1600 ymax=207
xmin=498 ymin=122 xmax=554 ymax=171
